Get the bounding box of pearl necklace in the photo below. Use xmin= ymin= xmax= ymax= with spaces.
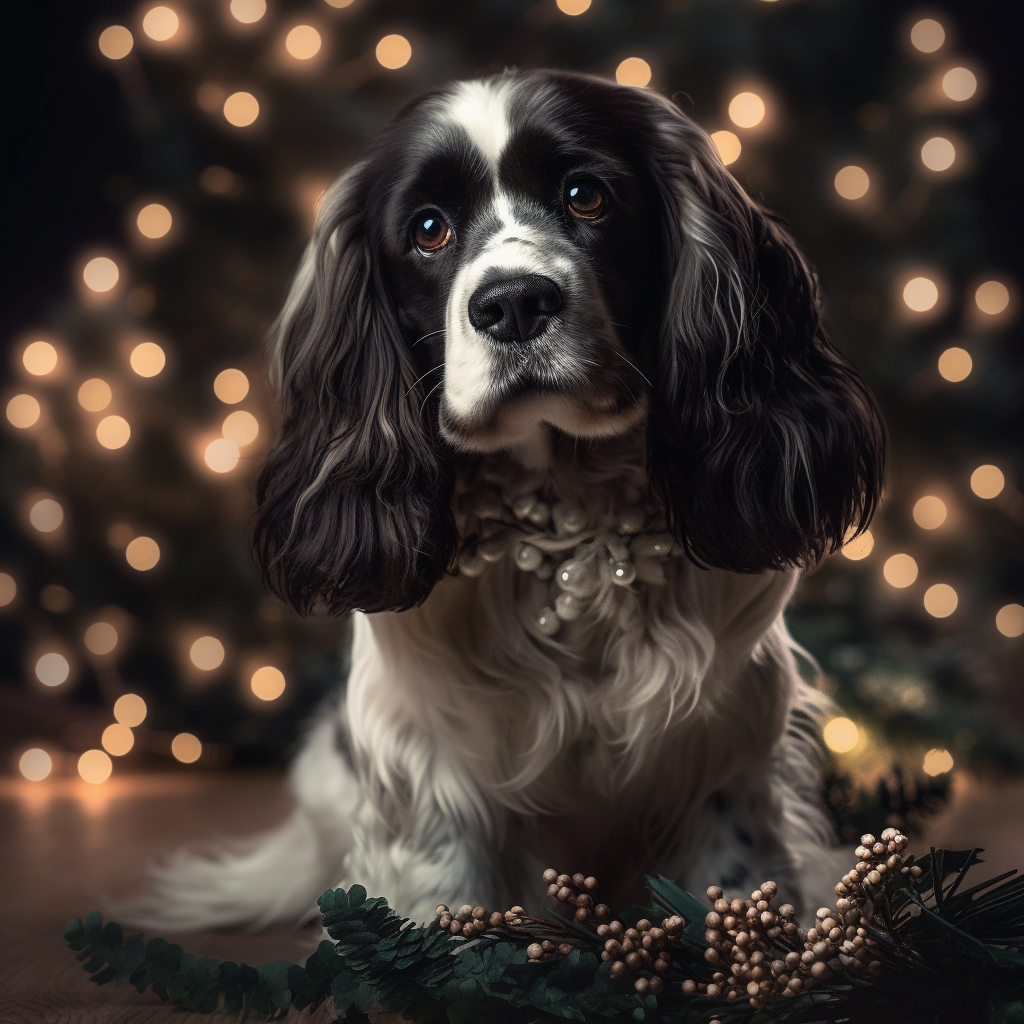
xmin=455 ymin=487 xmax=683 ymax=637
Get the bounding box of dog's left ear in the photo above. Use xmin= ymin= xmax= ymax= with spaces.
xmin=644 ymin=101 xmax=885 ymax=573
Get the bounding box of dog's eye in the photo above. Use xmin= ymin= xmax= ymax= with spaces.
xmin=413 ymin=213 xmax=453 ymax=254
xmin=566 ymin=181 xmax=604 ymax=220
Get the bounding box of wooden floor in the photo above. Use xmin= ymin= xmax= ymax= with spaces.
xmin=2 ymin=768 xmax=1023 ymax=1023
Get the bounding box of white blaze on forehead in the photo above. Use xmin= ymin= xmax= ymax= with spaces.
xmin=442 ymin=77 xmax=517 ymax=173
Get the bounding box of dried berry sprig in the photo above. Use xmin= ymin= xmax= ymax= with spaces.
xmin=683 ymin=827 xmax=912 ymax=1010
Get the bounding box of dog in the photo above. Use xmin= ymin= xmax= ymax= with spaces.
xmin=133 ymin=68 xmax=884 ymax=932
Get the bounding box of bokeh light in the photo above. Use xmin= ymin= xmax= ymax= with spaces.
xmin=223 ymin=410 xmax=259 ymax=446
xmin=937 ymin=347 xmax=972 ymax=382
xmin=19 ymin=748 xmax=52 ymax=782
xmin=98 ymin=25 xmax=134 ymax=59
xmin=190 ymin=636 xmax=225 ymax=670
xmin=40 ymin=585 xmax=72 ymax=614
xmin=171 ymin=732 xmax=202 ymax=763
xmin=0 ymin=572 xmax=16 ymax=607
xmin=29 ymin=498 xmax=63 ymax=533
xmin=84 ymin=622 xmax=118 ymax=656
xmin=710 ymin=130 xmax=741 ymax=165
xmin=615 ymin=57 xmax=652 ymax=88
xmin=913 ymin=495 xmax=947 ymax=529
xmin=96 ymin=415 xmax=131 ymax=450
xmin=841 ymin=527 xmax=874 ymax=561
xmin=975 ymin=280 xmax=1010 ymax=315
xmin=130 ymin=341 xmax=166 ymax=377
xmin=224 ymin=92 xmax=260 ymax=127
xmin=324 ymin=0 xmax=355 ymax=6
xmin=230 ymin=0 xmax=266 ymax=23
xmin=903 ymin=276 xmax=939 ymax=312
xmin=102 ymin=723 xmax=135 ymax=756
xmin=823 ymin=717 xmax=860 ymax=753
xmin=213 ymin=368 xmax=249 ymax=403
xmin=136 ymin=203 xmax=172 ymax=239
xmin=83 ymin=257 xmax=119 ymax=293
xmin=7 ymin=394 xmax=41 ymax=429
xmin=996 ymin=604 xmax=1024 ymax=638
xmin=923 ymin=748 xmax=954 ymax=776
xmin=376 ymin=34 xmax=411 ymax=69
xmin=205 ymin=438 xmax=240 ymax=472
xmin=971 ymin=464 xmax=1004 ymax=499
xmin=78 ymin=749 xmax=113 ymax=784
xmin=35 ymin=652 xmax=70 ymax=687
xmin=142 ymin=6 xmax=179 ymax=42
xmin=924 ymin=583 xmax=958 ymax=618
xmin=921 ymin=137 xmax=955 ymax=172
xmin=114 ymin=693 xmax=147 ymax=727
xmin=251 ymin=665 xmax=286 ymax=701
xmin=834 ymin=165 xmax=869 ymax=200
xmin=23 ymin=341 xmax=58 ymax=376
xmin=942 ymin=67 xmax=977 ymax=101
xmin=286 ymin=25 xmax=322 ymax=59
xmin=883 ymin=553 xmax=918 ymax=588
xmin=728 ymin=91 xmax=765 ymax=128
xmin=910 ymin=18 xmax=945 ymax=53
xmin=125 ymin=536 xmax=160 ymax=571
xmin=556 ymin=0 xmax=592 ymax=14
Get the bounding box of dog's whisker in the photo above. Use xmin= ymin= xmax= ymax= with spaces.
xmin=405 ymin=363 xmax=444 ymax=398
xmin=412 ymin=329 xmax=445 ymax=348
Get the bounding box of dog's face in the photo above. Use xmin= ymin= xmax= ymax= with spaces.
xmin=255 ymin=70 xmax=884 ymax=616
xmin=366 ymin=76 xmax=664 ymax=452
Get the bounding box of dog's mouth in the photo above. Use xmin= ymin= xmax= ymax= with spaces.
xmin=438 ymin=364 xmax=649 ymax=453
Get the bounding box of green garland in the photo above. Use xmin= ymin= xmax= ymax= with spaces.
xmin=65 ymin=845 xmax=1024 ymax=1024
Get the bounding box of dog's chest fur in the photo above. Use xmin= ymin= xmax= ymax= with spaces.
xmin=348 ymin=435 xmax=800 ymax=897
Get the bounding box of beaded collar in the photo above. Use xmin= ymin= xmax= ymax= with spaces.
xmin=454 ymin=483 xmax=683 ymax=637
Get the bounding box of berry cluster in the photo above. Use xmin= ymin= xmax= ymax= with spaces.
xmin=686 ymin=827 xmax=913 ymax=1014
xmin=434 ymin=902 xmax=524 ymax=938
xmin=542 ymin=869 xmax=611 ymax=924
xmin=596 ymin=915 xmax=683 ymax=995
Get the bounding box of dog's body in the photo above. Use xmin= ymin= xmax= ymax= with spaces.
xmin=134 ymin=69 xmax=883 ymax=931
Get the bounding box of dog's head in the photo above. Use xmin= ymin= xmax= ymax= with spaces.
xmin=254 ymin=69 xmax=884 ymax=615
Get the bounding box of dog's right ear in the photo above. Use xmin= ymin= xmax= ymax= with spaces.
xmin=253 ymin=161 xmax=458 ymax=615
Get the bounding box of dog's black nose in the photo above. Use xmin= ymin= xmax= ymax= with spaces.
xmin=467 ymin=275 xmax=563 ymax=343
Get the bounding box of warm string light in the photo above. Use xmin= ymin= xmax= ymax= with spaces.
xmin=251 ymin=665 xmax=286 ymax=700
xmin=130 ymin=341 xmax=166 ymax=377
xmin=937 ymin=347 xmax=971 ymax=382
xmin=975 ymin=280 xmax=1009 ymax=315
xmin=190 ymin=635 xmax=225 ymax=670
xmin=910 ymin=19 xmax=945 ymax=53
xmin=823 ymin=717 xmax=860 ymax=753
xmin=0 ymin=572 xmax=16 ymax=607
xmin=920 ymin=137 xmax=955 ymax=172
xmin=883 ymin=553 xmax=918 ymax=588
xmin=902 ymin=276 xmax=939 ymax=312
xmin=29 ymin=497 xmax=63 ymax=533
xmin=923 ymin=748 xmax=954 ymax=776
xmin=102 ymin=723 xmax=135 ymax=756
xmin=19 ymin=748 xmax=53 ymax=781
xmin=230 ymin=0 xmax=266 ymax=24
xmin=83 ymin=257 xmax=120 ymax=293
xmin=285 ymin=25 xmax=322 ymax=60
xmin=222 ymin=410 xmax=259 ymax=445
xmin=114 ymin=693 xmax=147 ymax=727
xmin=970 ymin=464 xmax=1004 ymax=499
xmin=84 ymin=622 xmax=118 ymax=655
xmin=35 ymin=652 xmax=70 ymax=687
xmin=142 ymin=6 xmax=180 ymax=42
xmin=125 ymin=536 xmax=161 ymax=571
xmin=942 ymin=67 xmax=977 ymax=102
xmin=205 ymin=438 xmax=241 ymax=472
xmin=7 ymin=395 xmax=41 ymax=429
xmin=172 ymin=732 xmax=202 ymax=763
xmin=615 ymin=58 xmax=652 ymax=88
xmin=99 ymin=25 xmax=134 ymax=59
xmin=224 ymin=92 xmax=260 ymax=127
xmin=710 ymin=130 xmax=741 ymax=165
xmin=78 ymin=749 xmax=112 ymax=784
xmin=913 ymin=495 xmax=947 ymax=529
xmin=556 ymin=0 xmax=592 ymax=14
xmin=834 ymin=166 xmax=869 ymax=201
xmin=728 ymin=91 xmax=765 ymax=129
xmin=841 ymin=527 xmax=874 ymax=561
xmin=214 ymin=368 xmax=249 ymax=403
xmin=23 ymin=340 xmax=58 ymax=376
xmin=136 ymin=203 xmax=173 ymax=239
xmin=923 ymin=583 xmax=958 ymax=618
xmin=996 ymin=604 xmax=1024 ymax=638
xmin=376 ymin=34 xmax=411 ymax=69
xmin=96 ymin=415 xmax=131 ymax=450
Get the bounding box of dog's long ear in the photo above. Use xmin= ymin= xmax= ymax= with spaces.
xmin=253 ymin=162 xmax=457 ymax=615
xmin=644 ymin=101 xmax=884 ymax=573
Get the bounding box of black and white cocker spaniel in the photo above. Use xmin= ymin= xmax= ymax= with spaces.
xmin=139 ymin=69 xmax=884 ymax=931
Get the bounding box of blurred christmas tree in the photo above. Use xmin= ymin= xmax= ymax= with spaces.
xmin=1 ymin=0 xmax=1021 ymax=822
